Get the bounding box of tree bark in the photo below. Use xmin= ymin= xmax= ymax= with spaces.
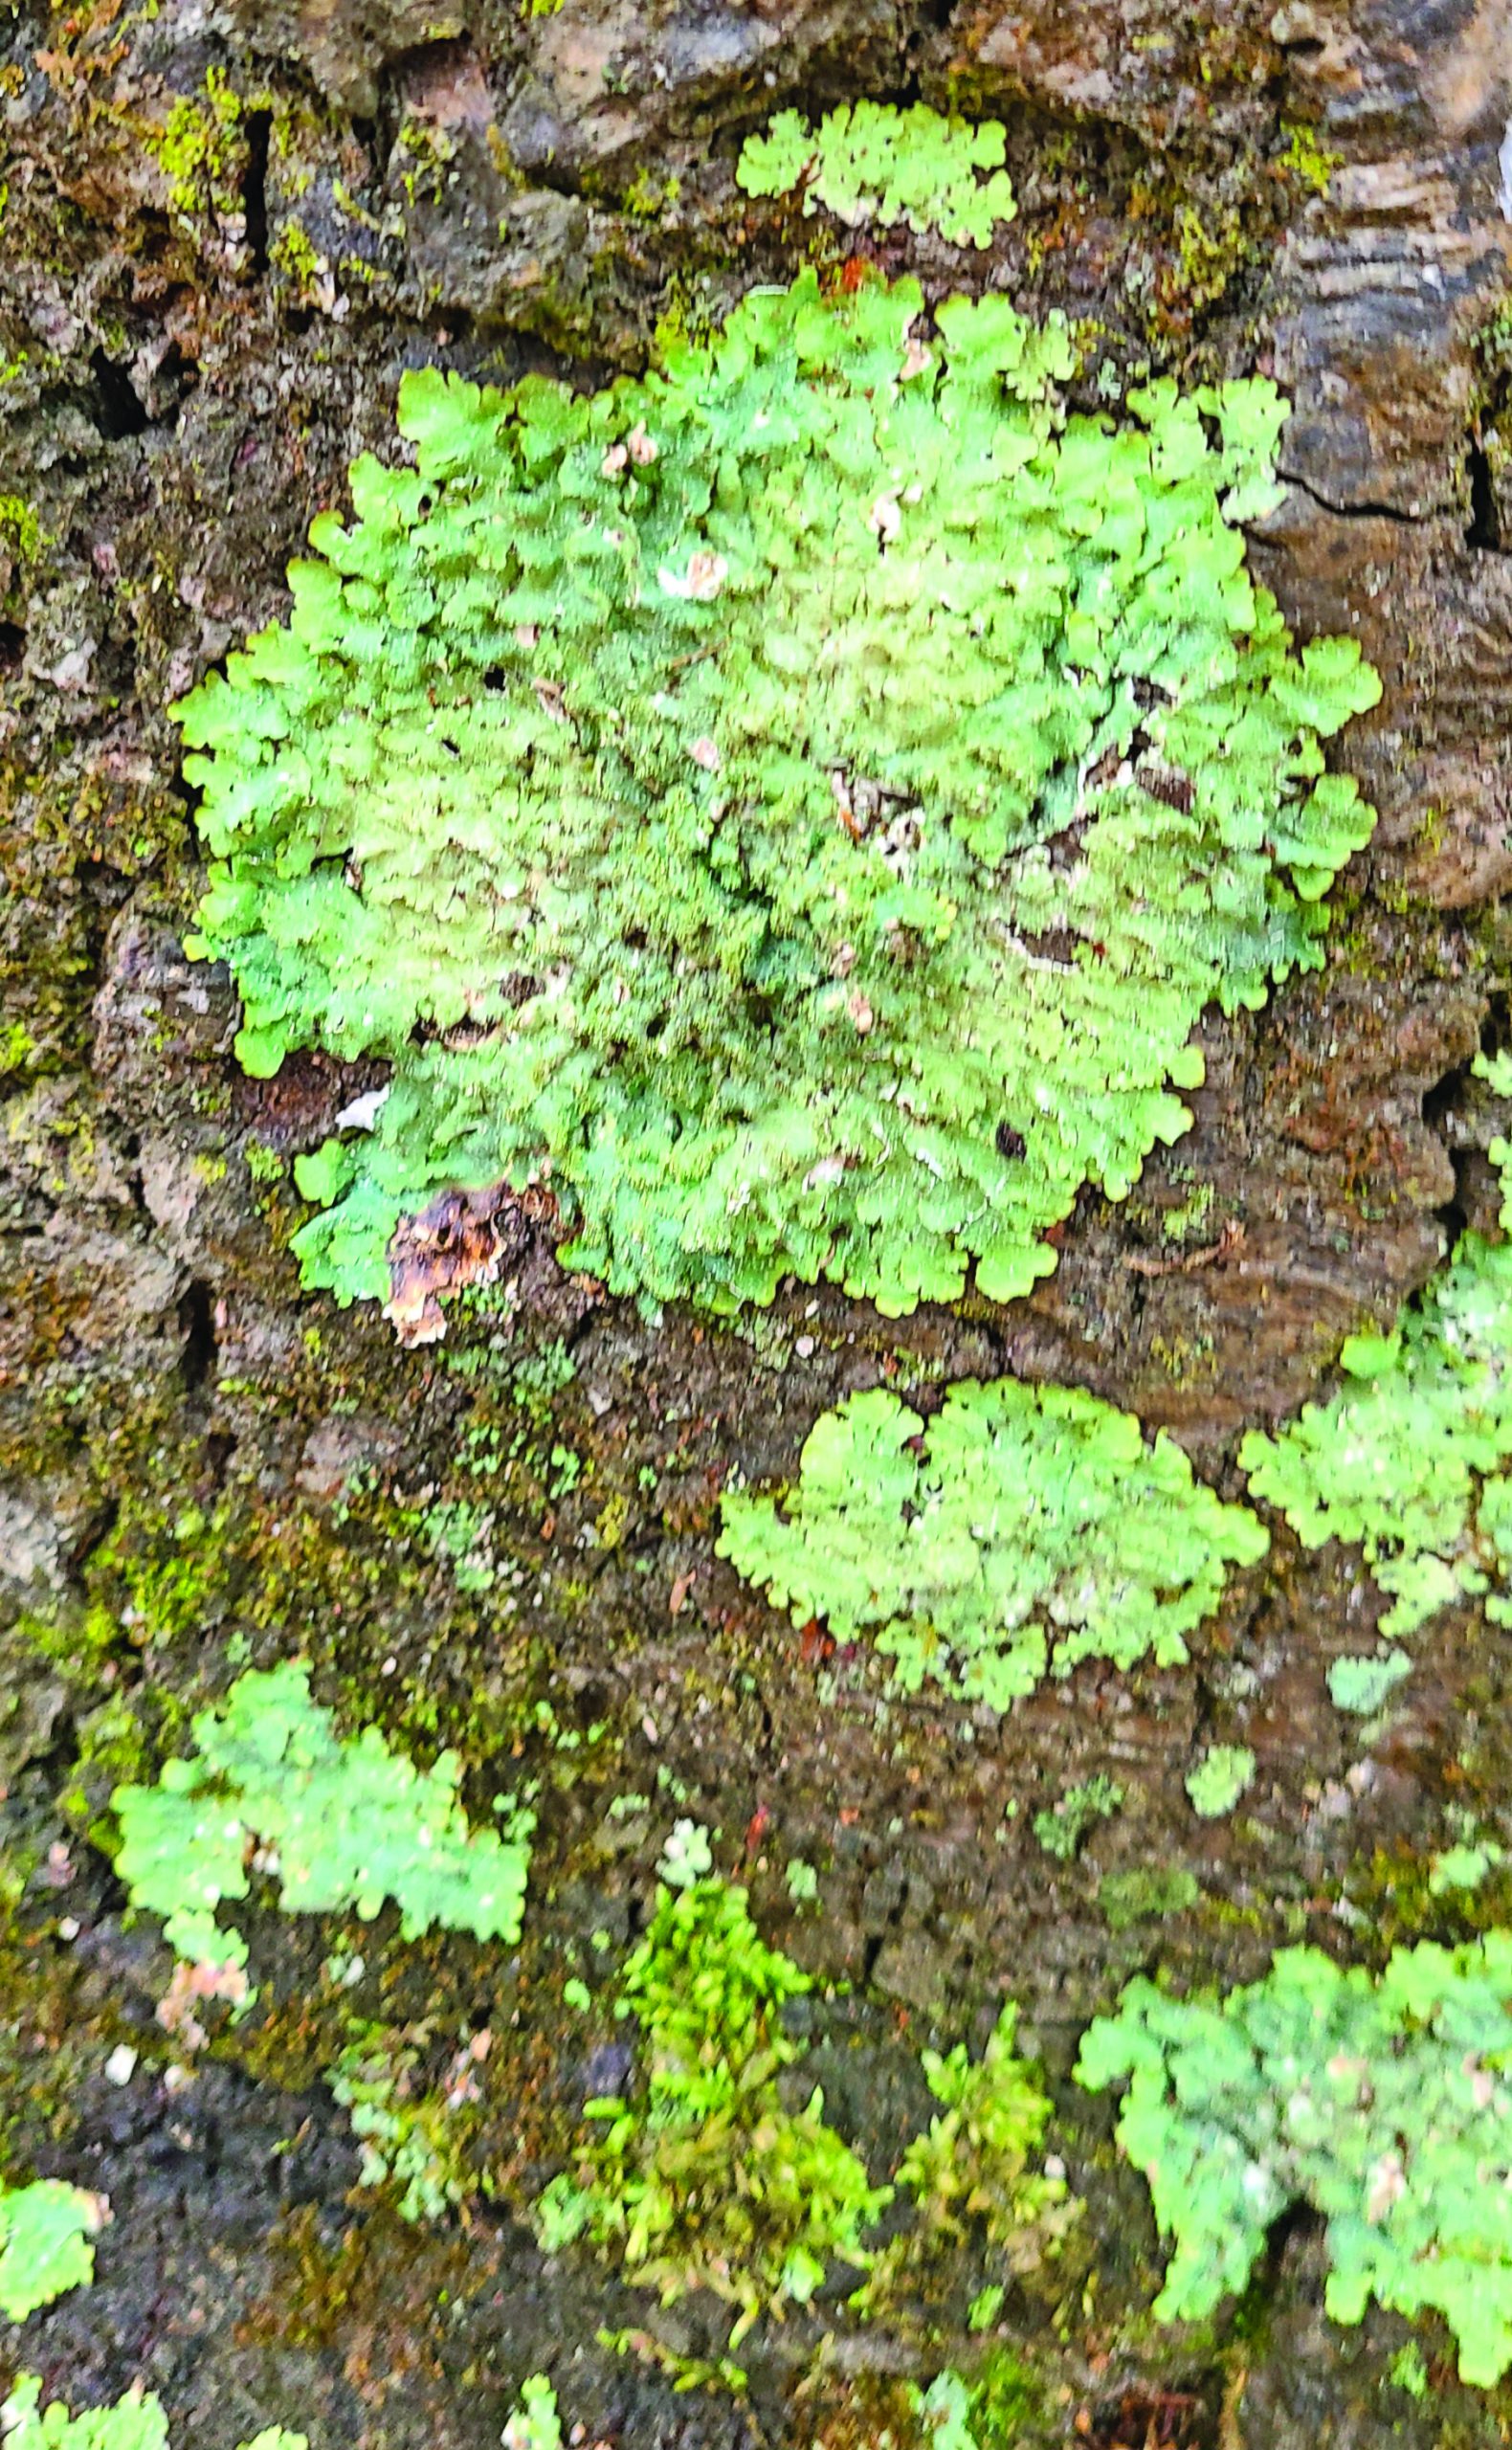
xmin=2 ymin=0 xmax=1511 ymax=2441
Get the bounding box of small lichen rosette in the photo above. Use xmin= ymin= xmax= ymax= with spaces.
xmin=718 ymin=1379 xmax=1268 ymax=1707
xmin=178 ymin=268 xmax=1379 ymax=1321
xmin=737 ymin=100 xmax=1018 ymax=248
xmin=1240 ymin=1227 xmax=1512 ymax=1639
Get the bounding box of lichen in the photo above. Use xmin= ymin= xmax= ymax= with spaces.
xmin=1184 ymin=1745 xmax=1255 ymax=1819
xmin=177 ymin=264 xmax=1378 ymax=1330
xmin=502 ymin=2377 xmax=562 ymax=2450
xmin=718 ymin=1379 xmax=1267 ymax=1709
xmin=0 ymin=2178 xmax=106 ymax=2322
xmin=737 ymin=102 xmax=1017 ymax=249
xmin=0 ymin=2378 xmax=305 ymax=2450
xmin=111 ymin=1660 xmax=534 ymax=1981
xmin=1240 ymin=1114 xmax=1512 ymax=1645
xmin=1077 ymin=1935 xmax=1512 ymax=2386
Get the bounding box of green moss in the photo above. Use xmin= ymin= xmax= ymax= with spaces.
xmin=1279 ymin=120 xmax=1342 ymax=198
xmin=737 ymin=102 xmax=1016 ymax=249
xmin=719 ymin=1379 xmax=1267 ymax=1709
xmin=1099 ymin=1866 xmax=1201 ymax=1930
xmin=536 ymin=1870 xmax=888 ymax=2338
xmin=958 ymin=2346 xmax=1046 ymax=2442
xmin=143 ymin=66 xmax=247 ymax=220
xmin=177 ymin=263 xmax=1378 ymax=1328
xmin=619 ymin=167 xmax=679 ymax=220
xmin=112 ymin=1659 xmax=534 ymax=1979
xmin=416 ymin=1496 xmax=498 ymax=1592
xmin=1161 ymin=1175 xmax=1214 ymax=1243
xmin=0 ymin=496 xmax=43 ymax=567
xmin=861 ymin=2004 xmax=1076 ymax=2308
xmin=269 ymin=220 xmax=323 ymax=294
xmin=0 ymin=1018 xmax=36 ymax=1074
xmin=1389 ymin=2342 xmax=1431 ymax=2400
xmin=87 ymin=1497 xmax=234 ymax=1647
xmin=1077 ymin=1935 xmax=1512 ymax=2386
xmin=244 ymin=1138 xmax=283 ymax=1183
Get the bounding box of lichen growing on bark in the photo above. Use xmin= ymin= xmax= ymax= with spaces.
xmin=736 ymin=101 xmax=1018 ymax=247
xmin=112 ymin=1660 xmax=534 ymax=1979
xmin=1241 ymin=1121 xmax=1512 ymax=1645
xmin=1078 ymin=1935 xmax=1512 ymax=2386
xmin=719 ymin=1378 xmax=1267 ymax=1707
xmin=177 ymin=265 xmax=1378 ymax=1331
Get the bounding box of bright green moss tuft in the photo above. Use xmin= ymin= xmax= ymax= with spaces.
xmin=178 ymin=266 xmax=1378 ymax=1327
xmin=536 ymin=1871 xmax=889 ymax=2337
xmin=1078 ymin=1935 xmax=1512 ymax=2387
xmin=0 ymin=2179 xmax=105 ymax=2323
xmin=737 ymin=101 xmax=1017 ymax=248
xmin=888 ymin=2002 xmax=1074 ymax=2261
xmin=144 ymin=66 xmax=248 ymax=221
xmin=112 ymin=1660 xmax=533 ymax=1980
xmin=718 ymin=1380 xmax=1267 ymax=1708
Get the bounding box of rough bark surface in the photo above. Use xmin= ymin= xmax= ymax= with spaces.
xmin=2 ymin=0 xmax=1512 ymax=2443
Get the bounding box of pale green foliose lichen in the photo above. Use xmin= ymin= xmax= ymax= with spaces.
xmin=718 ymin=1379 xmax=1267 ymax=1708
xmin=1077 ymin=1935 xmax=1512 ymax=2387
xmin=1327 ymin=1649 xmax=1412 ymax=1714
xmin=0 ymin=2180 xmax=105 ymax=2323
xmin=177 ymin=264 xmax=1378 ymax=1328
xmin=913 ymin=2372 xmax=979 ymax=2450
xmin=736 ymin=101 xmax=1017 ymax=248
xmin=0 ymin=2377 xmax=306 ymax=2450
xmin=1240 ymin=1209 xmax=1512 ymax=1641
xmin=112 ymin=1660 xmax=533 ymax=1979
xmin=502 ymin=2377 xmax=562 ymax=2450
xmin=1184 ymin=1743 xmax=1255 ymax=1819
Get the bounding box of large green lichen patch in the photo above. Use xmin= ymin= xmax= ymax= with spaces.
xmin=112 ymin=1661 xmax=533 ymax=1980
xmin=718 ymin=1380 xmax=1267 ymax=1707
xmin=179 ymin=266 xmax=1378 ymax=1326
xmin=1077 ymin=1937 xmax=1512 ymax=2386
